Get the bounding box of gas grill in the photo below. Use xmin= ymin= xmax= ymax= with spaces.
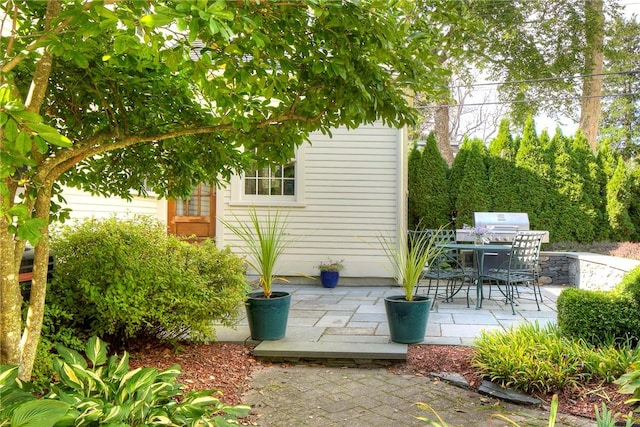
xmin=456 ymin=212 xmax=549 ymax=274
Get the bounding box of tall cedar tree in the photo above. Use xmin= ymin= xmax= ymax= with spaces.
xmin=416 ymin=133 xmax=451 ymax=229
xmin=454 ymin=138 xmax=490 ymax=227
xmin=606 ymin=158 xmax=635 ymax=241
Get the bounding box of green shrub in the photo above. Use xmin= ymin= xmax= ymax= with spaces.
xmin=0 ymin=337 xmax=250 ymax=426
xmin=616 ymin=264 xmax=640 ymax=302
xmin=472 ymin=322 xmax=637 ymax=394
xmin=557 ymin=287 xmax=640 ymax=346
xmin=48 ymin=216 xmax=248 ymax=347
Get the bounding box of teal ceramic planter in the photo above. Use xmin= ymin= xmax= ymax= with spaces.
xmin=245 ymin=291 xmax=291 ymax=340
xmin=384 ymin=295 xmax=431 ymax=344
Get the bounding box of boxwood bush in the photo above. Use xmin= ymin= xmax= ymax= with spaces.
xmin=557 ymin=287 xmax=640 ymax=346
xmin=48 ymin=216 xmax=248 ymax=348
xmin=616 ymin=264 xmax=640 ymax=302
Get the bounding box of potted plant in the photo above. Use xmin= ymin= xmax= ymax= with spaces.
xmin=379 ymin=227 xmax=444 ymax=343
xmin=222 ymin=208 xmax=293 ymax=340
xmin=316 ymin=259 xmax=344 ymax=288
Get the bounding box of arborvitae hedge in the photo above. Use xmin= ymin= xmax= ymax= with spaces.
xmin=409 ymin=119 xmax=634 ymax=243
xmin=408 ymin=142 xmax=423 ymax=230
xmin=454 ymin=138 xmax=490 ymax=227
xmin=607 ymin=158 xmax=635 ymax=241
xmin=417 ymin=133 xmax=451 ymax=228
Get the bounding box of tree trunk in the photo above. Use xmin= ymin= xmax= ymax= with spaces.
xmin=434 ymin=102 xmax=454 ymax=166
xmin=19 ymin=188 xmax=53 ymax=380
xmin=578 ymin=0 xmax=604 ymax=153
xmin=0 ymin=216 xmax=22 ymax=367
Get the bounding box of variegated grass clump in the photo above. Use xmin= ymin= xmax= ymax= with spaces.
xmin=472 ymin=322 xmax=640 ymax=394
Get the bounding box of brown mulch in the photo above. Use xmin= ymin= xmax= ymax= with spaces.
xmin=130 ymin=342 xmax=636 ymax=422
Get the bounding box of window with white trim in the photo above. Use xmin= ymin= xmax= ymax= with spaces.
xmin=244 ymin=159 xmax=296 ymax=197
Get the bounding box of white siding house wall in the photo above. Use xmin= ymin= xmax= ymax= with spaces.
xmin=218 ymin=123 xmax=407 ymax=281
xmin=58 ymin=186 xmax=167 ymax=224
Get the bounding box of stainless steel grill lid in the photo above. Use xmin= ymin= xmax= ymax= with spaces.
xmin=456 ymin=212 xmax=549 ymax=243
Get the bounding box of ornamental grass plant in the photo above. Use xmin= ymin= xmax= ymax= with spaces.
xmin=472 ymin=322 xmax=640 ymax=395
xmin=222 ymin=207 xmax=294 ymax=298
xmin=379 ymin=226 xmax=444 ymax=301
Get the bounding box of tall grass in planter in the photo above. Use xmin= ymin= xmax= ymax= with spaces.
xmin=222 ymin=208 xmax=294 ymax=340
xmin=379 ymin=228 xmax=444 ymax=343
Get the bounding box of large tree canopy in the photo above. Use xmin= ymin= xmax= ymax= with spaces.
xmin=0 ymin=0 xmax=447 ymax=378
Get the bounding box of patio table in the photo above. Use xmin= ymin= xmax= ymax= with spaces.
xmin=437 ymin=242 xmax=512 ymax=309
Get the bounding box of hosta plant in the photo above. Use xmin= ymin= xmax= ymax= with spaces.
xmin=615 ymin=360 xmax=640 ymax=418
xmin=0 ymin=337 xmax=250 ymax=426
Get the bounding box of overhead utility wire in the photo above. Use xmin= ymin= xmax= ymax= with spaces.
xmin=416 ymin=92 xmax=639 ymax=109
xmin=449 ymin=70 xmax=639 ymax=90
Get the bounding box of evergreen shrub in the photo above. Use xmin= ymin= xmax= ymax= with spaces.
xmin=557 ymin=287 xmax=640 ymax=346
xmin=48 ymin=216 xmax=248 ymax=347
xmin=616 ymin=264 xmax=640 ymax=302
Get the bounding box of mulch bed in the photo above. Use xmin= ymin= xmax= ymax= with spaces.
xmin=129 ymin=342 xmax=636 ymax=422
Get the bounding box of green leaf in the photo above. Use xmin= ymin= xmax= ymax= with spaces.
xmin=10 ymin=400 xmax=70 ymax=427
xmin=7 ymin=204 xmax=29 ymax=218
xmin=0 ymin=365 xmax=20 ymax=386
xmin=4 ymin=118 xmax=18 ymax=142
xmin=15 ymin=132 xmax=31 ymax=154
xmin=53 ymin=361 xmax=85 ymax=391
xmin=86 ymin=337 xmax=108 ymax=367
xmin=69 ymin=51 xmax=89 ymax=69
xmin=12 ymin=110 xmax=43 ymax=123
xmin=139 ymin=14 xmax=174 ymax=28
xmin=33 ymin=136 xmax=47 ymax=153
xmin=55 ymin=345 xmax=87 ymax=368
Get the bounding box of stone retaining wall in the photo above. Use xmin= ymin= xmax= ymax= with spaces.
xmin=539 ymin=252 xmax=640 ymax=290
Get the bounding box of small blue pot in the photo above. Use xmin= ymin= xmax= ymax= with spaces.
xmin=320 ymin=271 xmax=340 ymax=288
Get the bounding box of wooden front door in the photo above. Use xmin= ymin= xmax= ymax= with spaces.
xmin=167 ymin=184 xmax=215 ymax=240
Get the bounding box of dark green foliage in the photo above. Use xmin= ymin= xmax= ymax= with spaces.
xmin=408 ymin=119 xmax=634 ymax=244
xmin=408 ymin=142 xmax=423 ymax=229
xmin=487 ymin=122 xmax=523 ymax=213
xmin=48 ymin=217 xmax=248 ymax=348
xmin=513 ymin=117 xmax=552 ymax=230
xmin=607 ymin=158 xmax=635 ymax=241
xmin=487 ymin=118 xmax=517 ymax=160
xmin=557 ymin=288 xmax=640 ymax=346
xmin=408 ymin=134 xmax=450 ymax=229
xmin=571 ymin=132 xmax=608 ymax=240
xmin=0 ymin=337 xmax=250 ymax=426
xmin=448 ymin=136 xmax=472 ymax=222
xmin=629 ymin=168 xmax=640 ymax=241
xmin=453 ymin=138 xmax=489 ymax=227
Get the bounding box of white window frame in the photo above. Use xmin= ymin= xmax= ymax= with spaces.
xmin=229 ymin=148 xmax=305 ymax=207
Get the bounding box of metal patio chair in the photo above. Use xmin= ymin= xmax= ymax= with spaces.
xmin=481 ymin=231 xmax=545 ymax=315
xmin=412 ymin=229 xmax=474 ymax=309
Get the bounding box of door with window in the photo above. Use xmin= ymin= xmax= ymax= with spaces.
xmin=167 ymin=184 xmax=215 ymax=240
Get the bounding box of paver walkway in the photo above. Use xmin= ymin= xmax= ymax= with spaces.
xmin=243 ymin=365 xmax=595 ymax=426
xmin=216 ymin=284 xmax=597 ymax=426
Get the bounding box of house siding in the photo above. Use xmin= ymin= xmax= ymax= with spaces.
xmin=59 ymin=186 xmax=167 ymax=224
xmin=218 ymin=123 xmax=406 ymax=280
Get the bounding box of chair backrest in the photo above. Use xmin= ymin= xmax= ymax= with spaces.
xmin=408 ymin=229 xmax=455 ymax=243
xmin=409 ymin=229 xmax=458 ymax=269
xmin=508 ymin=231 xmax=544 ymax=272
